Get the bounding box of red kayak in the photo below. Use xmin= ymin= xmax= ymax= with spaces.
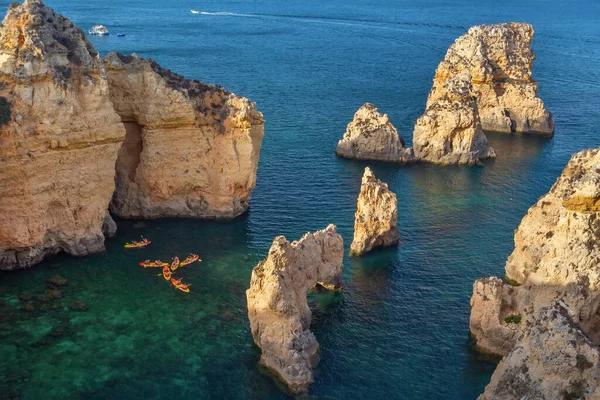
xmin=162 ymin=265 xmax=172 ymax=280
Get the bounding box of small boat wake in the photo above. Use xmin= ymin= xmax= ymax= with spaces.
xmin=199 ymin=11 xmax=238 ymax=16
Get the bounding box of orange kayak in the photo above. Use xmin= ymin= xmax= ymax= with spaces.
xmin=140 ymin=260 xmax=169 ymax=268
xmin=180 ymin=254 xmax=201 ymax=267
xmin=125 ymin=239 xmax=151 ymax=249
xmin=171 ymin=278 xmax=190 ymax=293
xmin=162 ymin=265 xmax=172 ymax=280
xmin=170 ymin=256 xmax=180 ymax=271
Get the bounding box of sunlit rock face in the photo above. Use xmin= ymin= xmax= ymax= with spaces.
xmin=471 ymin=148 xmax=600 ymax=356
xmin=413 ymin=72 xmax=496 ymax=165
xmin=336 ymin=103 xmax=415 ymax=163
xmin=246 ymin=225 xmax=344 ymax=394
xmin=104 ymin=52 xmax=265 ymax=220
xmin=429 ymin=22 xmax=554 ymax=135
xmin=350 ymin=167 xmax=400 ymax=256
xmin=479 ymin=302 xmax=600 ymax=400
xmin=0 ymin=0 xmax=125 ymax=270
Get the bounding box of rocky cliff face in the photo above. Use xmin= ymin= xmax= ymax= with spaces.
xmin=0 ymin=0 xmax=125 ymax=270
xmin=413 ymin=72 xmax=496 ymax=165
xmin=479 ymin=302 xmax=600 ymax=400
xmin=430 ymin=23 xmax=554 ymax=135
xmin=336 ymin=103 xmax=415 ymax=163
xmin=104 ymin=52 xmax=264 ymax=219
xmin=246 ymin=225 xmax=344 ymax=393
xmin=470 ymin=148 xmax=600 ymax=356
xmin=350 ymin=167 xmax=399 ymax=255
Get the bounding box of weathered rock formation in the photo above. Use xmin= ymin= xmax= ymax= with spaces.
xmin=104 ymin=52 xmax=264 ymax=219
xmin=430 ymin=23 xmax=554 ymax=135
xmin=336 ymin=103 xmax=415 ymax=163
xmin=246 ymin=225 xmax=344 ymax=393
xmin=413 ymin=72 xmax=496 ymax=165
xmin=350 ymin=167 xmax=399 ymax=255
xmin=479 ymin=302 xmax=600 ymax=400
xmin=0 ymin=0 xmax=125 ymax=270
xmin=470 ymin=147 xmax=600 ymax=357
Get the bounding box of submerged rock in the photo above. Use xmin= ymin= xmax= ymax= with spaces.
xmin=47 ymin=275 xmax=68 ymax=287
xmin=246 ymin=225 xmax=344 ymax=393
xmin=350 ymin=167 xmax=400 ymax=256
xmin=413 ymin=72 xmax=496 ymax=165
xmin=0 ymin=0 xmax=126 ymax=271
xmin=103 ymin=52 xmax=265 ymax=220
xmin=68 ymin=300 xmax=88 ymax=312
xmin=470 ymin=147 xmax=600 ymax=357
xmin=430 ymin=23 xmax=554 ymax=135
xmin=479 ymin=302 xmax=600 ymax=400
xmin=336 ymin=103 xmax=416 ymax=163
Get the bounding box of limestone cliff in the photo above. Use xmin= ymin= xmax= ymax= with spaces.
xmin=350 ymin=167 xmax=399 ymax=256
xmin=104 ymin=52 xmax=264 ymax=219
xmin=479 ymin=302 xmax=600 ymax=400
xmin=430 ymin=23 xmax=554 ymax=135
xmin=336 ymin=103 xmax=415 ymax=163
xmin=0 ymin=0 xmax=125 ymax=270
xmin=413 ymin=72 xmax=496 ymax=165
xmin=470 ymin=147 xmax=600 ymax=356
xmin=246 ymin=225 xmax=344 ymax=393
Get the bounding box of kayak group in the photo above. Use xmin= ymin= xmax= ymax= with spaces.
xmin=124 ymin=237 xmax=200 ymax=293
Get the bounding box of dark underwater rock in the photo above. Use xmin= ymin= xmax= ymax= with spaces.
xmin=47 ymin=275 xmax=68 ymax=287
xmin=68 ymin=300 xmax=88 ymax=312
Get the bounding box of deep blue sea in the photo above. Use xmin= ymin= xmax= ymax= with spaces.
xmin=1 ymin=0 xmax=599 ymax=399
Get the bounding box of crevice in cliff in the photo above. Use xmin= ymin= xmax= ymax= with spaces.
xmin=111 ymin=122 xmax=143 ymax=213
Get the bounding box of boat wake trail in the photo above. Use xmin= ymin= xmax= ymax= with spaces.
xmin=193 ymin=11 xmax=466 ymax=32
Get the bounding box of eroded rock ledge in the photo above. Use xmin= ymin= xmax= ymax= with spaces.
xmin=104 ymin=52 xmax=265 ymax=219
xmin=430 ymin=22 xmax=554 ymax=135
xmin=336 ymin=103 xmax=415 ymax=163
xmin=350 ymin=167 xmax=400 ymax=255
xmin=479 ymin=302 xmax=600 ymax=400
xmin=0 ymin=0 xmax=125 ymax=270
xmin=246 ymin=225 xmax=344 ymax=393
xmin=414 ymin=72 xmax=496 ymax=165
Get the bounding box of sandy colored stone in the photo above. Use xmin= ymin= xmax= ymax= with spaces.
xmin=246 ymin=224 xmax=344 ymax=394
xmin=413 ymin=72 xmax=496 ymax=165
xmin=336 ymin=103 xmax=415 ymax=163
xmin=350 ymin=167 xmax=399 ymax=256
xmin=479 ymin=302 xmax=600 ymax=400
xmin=430 ymin=23 xmax=554 ymax=135
xmin=0 ymin=0 xmax=125 ymax=270
xmin=104 ymin=52 xmax=264 ymax=219
xmin=471 ymin=147 xmax=600 ymax=356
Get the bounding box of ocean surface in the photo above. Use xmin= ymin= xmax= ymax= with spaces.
xmin=1 ymin=0 xmax=600 ymax=398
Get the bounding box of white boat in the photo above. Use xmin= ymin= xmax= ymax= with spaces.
xmin=89 ymin=25 xmax=109 ymax=36
xmin=191 ymin=9 xmax=200 ymax=14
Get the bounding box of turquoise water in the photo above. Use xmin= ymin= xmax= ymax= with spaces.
xmin=1 ymin=0 xmax=600 ymax=398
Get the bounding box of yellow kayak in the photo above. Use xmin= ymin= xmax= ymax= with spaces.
xmin=180 ymin=254 xmax=201 ymax=267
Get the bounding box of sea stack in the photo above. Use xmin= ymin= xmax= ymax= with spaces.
xmin=0 ymin=0 xmax=125 ymax=270
xmin=413 ymin=72 xmax=496 ymax=165
xmin=430 ymin=23 xmax=554 ymax=135
xmin=336 ymin=103 xmax=415 ymax=163
xmin=350 ymin=168 xmax=400 ymax=256
xmin=104 ymin=52 xmax=265 ymax=220
xmin=478 ymin=302 xmax=600 ymax=400
xmin=470 ymin=147 xmax=600 ymax=357
xmin=246 ymin=225 xmax=344 ymax=393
